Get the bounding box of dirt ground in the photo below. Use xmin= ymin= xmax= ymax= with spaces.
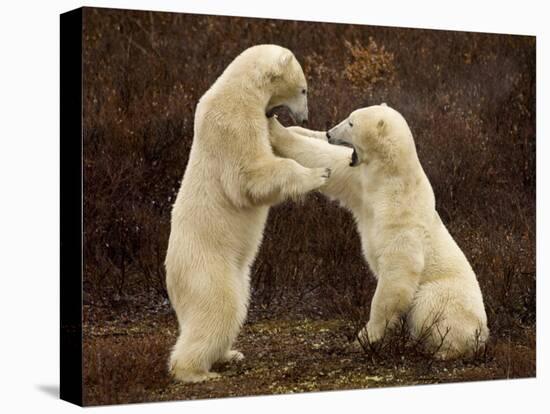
xmin=82 ymin=304 xmax=535 ymax=406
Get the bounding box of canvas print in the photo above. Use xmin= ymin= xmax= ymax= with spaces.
xmin=60 ymin=6 xmax=536 ymax=406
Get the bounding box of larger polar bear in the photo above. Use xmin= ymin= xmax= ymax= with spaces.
xmin=269 ymin=104 xmax=489 ymax=359
xmin=165 ymin=45 xmax=331 ymax=383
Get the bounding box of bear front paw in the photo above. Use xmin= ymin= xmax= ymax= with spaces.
xmin=304 ymin=167 xmax=331 ymax=191
xmin=359 ymin=321 xmax=385 ymax=344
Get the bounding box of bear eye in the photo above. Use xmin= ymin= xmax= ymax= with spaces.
xmin=301 ymin=88 xmax=306 ymax=95
xmin=349 ymin=121 xmax=354 ymax=127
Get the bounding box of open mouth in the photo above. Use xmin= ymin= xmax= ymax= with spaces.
xmin=349 ymin=148 xmax=359 ymax=166
xmin=266 ymin=106 xmax=298 ymax=124
xmin=266 ymin=105 xmax=288 ymax=117
xmin=328 ymin=138 xmax=358 ymax=166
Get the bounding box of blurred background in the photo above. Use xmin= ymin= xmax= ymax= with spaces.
xmin=82 ymin=7 xmax=535 ymax=404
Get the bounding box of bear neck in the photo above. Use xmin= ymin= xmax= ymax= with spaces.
xmin=365 ymin=150 xmax=423 ymax=184
xmin=218 ymin=75 xmax=273 ymax=115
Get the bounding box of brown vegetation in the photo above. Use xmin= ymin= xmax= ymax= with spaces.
xmin=82 ymin=7 xmax=535 ymax=405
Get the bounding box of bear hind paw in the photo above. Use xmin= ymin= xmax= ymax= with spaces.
xmin=171 ymin=368 xmax=221 ymax=383
xmin=221 ymin=349 xmax=245 ymax=363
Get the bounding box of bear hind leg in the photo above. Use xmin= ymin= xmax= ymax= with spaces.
xmin=169 ymin=272 xmax=247 ymax=382
xmin=408 ymin=281 xmax=489 ymax=359
xmin=360 ymin=268 xmax=421 ymax=344
xmin=216 ymin=267 xmax=251 ymax=364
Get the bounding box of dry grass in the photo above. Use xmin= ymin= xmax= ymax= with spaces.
xmin=82 ymin=313 xmax=535 ymax=405
xmin=81 ymin=7 xmax=536 ymax=404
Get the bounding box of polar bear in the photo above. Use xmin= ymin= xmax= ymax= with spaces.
xmin=165 ymin=45 xmax=331 ymax=383
xmin=268 ymin=105 xmax=489 ymax=359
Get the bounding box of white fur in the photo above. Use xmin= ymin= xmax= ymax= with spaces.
xmin=165 ymin=45 xmax=330 ymax=383
xmin=269 ymin=105 xmax=489 ymax=359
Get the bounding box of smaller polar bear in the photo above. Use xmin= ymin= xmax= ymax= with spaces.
xmin=166 ymin=45 xmax=331 ymax=383
xmin=269 ymin=105 xmax=489 ymax=359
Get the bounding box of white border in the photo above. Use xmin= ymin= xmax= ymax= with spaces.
xmin=0 ymin=1 xmax=546 ymax=413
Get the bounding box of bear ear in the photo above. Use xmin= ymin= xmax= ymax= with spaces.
xmin=269 ymin=50 xmax=293 ymax=78
xmin=278 ymin=50 xmax=293 ymax=68
xmin=377 ymin=119 xmax=386 ymax=134
xmin=380 ymin=102 xmax=388 ymax=107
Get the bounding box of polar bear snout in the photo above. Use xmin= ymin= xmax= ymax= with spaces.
xmin=327 ymin=136 xmax=343 ymax=145
xmin=290 ymin=108 xmax=308 ymax=125
xmin=326 ymin=132 xmax=342 ymax=145
xmin=327 ymin=134 xmax=353 ymax=149
xmin=275 ymin=90 xmax=309 ymax=125
xmin=327 ymin=118 xmax=351 ymax=142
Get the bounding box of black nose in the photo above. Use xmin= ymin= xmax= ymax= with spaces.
xmin=326 ymin=131 xmax=331 ymax=139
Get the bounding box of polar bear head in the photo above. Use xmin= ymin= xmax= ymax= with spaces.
xmin=235 ymin=45 xmax=308 ymax=124
xmin=327 ymin=104 xmax=416 ymax=168
xmin=264 ymin=49 xmax=309 ymax=124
